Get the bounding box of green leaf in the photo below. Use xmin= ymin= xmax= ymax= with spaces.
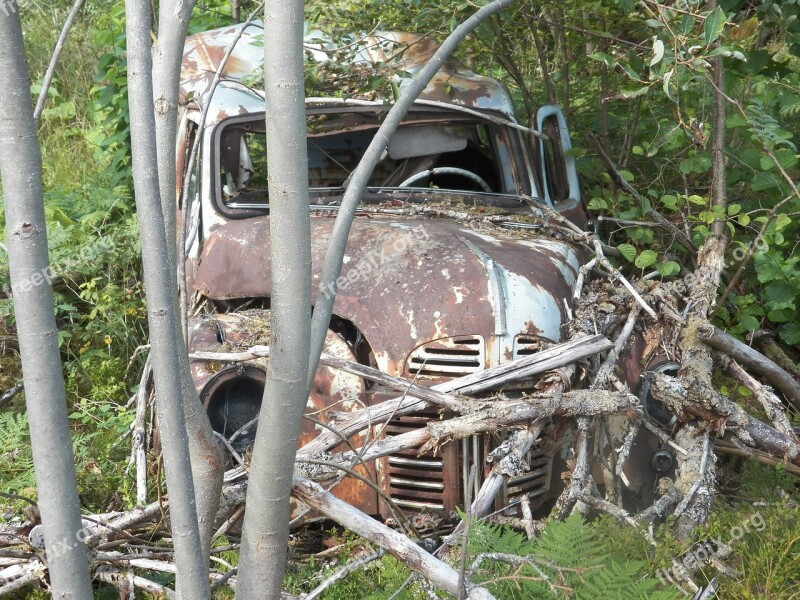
xmin=645 ymin=18 xmax=664 ymax=28
xmin=635 ymin=249 xmax=658 ymax=268
xmin=755 ymin=261 xmax=783 ymax=283
xmin=727 ymin=204 xmax=741 ymax=216
xmin=617 ymin=243 xmax=637 ymax=262
xmin=656 ymin=260 xmax=680 ymax=276
xmin=780 ymin=322 xmax=800 ymax=345
xmin=765 ymin=282 xmax=797 ymax=311
xmin=660 ymin=194 xmax=678 ymax=210
xmin=737 ymin=314 xmax=760 ymax=331
xmin=619 ymin=86 xmax=650 ymax=99
xmin=704 ymin=6 xmax=726 ymax=45
xmin=774 ymin=213 xmax=792 ymax=231
xmin=687 ymin=194 xmax=707 ymax=206
xmin=737 ymin=213 xmax=751 ymax=226
xmin=750 ymin=171 xmax=780 ymax=192
xmin=589 ymin=52 xmax=615 ymax=66
xmin=588 ymin=197 xmax=608 ymax=210
xmin=650 ymin=38 xmax=665 ymax=67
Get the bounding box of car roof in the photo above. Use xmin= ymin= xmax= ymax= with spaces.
xmin=179 ymin=22 xmax=516 ymax=119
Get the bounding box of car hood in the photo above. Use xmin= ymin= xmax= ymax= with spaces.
xmin=193 ymin=216 xmax=582 ymax=374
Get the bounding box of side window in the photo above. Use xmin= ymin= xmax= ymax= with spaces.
xmin=536 ymin=105 xmax=580 ymax=207
xmin=540 ymin=115 xmax=570 ymax=203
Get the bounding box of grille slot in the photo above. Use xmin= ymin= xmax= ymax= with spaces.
xmin=513 ymin=335 xmax=546 ymax=359
xmin=506 ymin=450 xmax=552 ymax=504
xmin=384 ymin=411 xmax=447 ymax=511
xmin=407 ymin=335 xmax=485 ymax=377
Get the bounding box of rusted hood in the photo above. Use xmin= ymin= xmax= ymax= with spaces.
xmin=194 ymin=216 xmax=581 ymax=372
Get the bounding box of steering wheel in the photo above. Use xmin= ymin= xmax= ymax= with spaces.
xmin=398 ymin=167 xmax=492 ymax=193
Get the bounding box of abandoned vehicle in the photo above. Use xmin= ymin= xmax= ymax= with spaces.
xmin=177 ymin=22 xmax=673 ymax=523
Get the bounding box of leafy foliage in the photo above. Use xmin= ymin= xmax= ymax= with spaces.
xmin=0 ymin=412 xmax=35 ymax=495
xmin=465 ymin=514 xmax=678 ymax=599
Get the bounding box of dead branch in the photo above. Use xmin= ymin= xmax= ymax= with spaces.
xmin=419 ymin=391 xmax=638 ymax=455
xmin=300 ymin=335 xmax=613 ymax=456
xmin=439 ymin=422 xmax=545 ymax=557
xmin=750 ymin=330 xmax=800 ymax=385
xmin=94 ymin=569 xmax=175 ymax=599
xmin=554 ymin=417 xmax=593 ymax=518
xmin=698 ymin=324 xmax=800 ymax=412
xmin=0 ymin=385 xmax=22 ymax=410
xmin=650 ymin=373 xmax=800 ymax=464
xmin=723 ymin=359 xmax=798 ymax=439
xmin=292 ymin=476 xmax=496 ymax=600
xmin=303 ymin=550 xmax=384 ymax=600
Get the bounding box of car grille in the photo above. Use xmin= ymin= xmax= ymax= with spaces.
xmin=506 ymin=448 xmax=552 ymax=504
xmin=406 ymin=335 xmax=485 ymax=377
xmin=383 ymin=410 xmax=450 ymax=511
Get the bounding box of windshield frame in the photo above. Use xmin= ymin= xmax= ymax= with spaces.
xmin=210 ymin=105 xmax=539 ymax=219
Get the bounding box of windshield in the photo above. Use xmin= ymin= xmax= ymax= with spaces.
xmin=214 ymin=110 xmax=527 ymax=213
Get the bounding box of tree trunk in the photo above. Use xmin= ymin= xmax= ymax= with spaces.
xmin=0 ymin=13 xmax=93 ymax=599
xmin=124 ymin=0 xmax=210 ymax=596
xmin=152 ymin=0 xmax=226 ymax=556
xmin=234 ymin=1 xmax=312 ymax=597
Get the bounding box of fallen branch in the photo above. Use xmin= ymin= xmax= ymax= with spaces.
xmin=0 ymin=385 xmax=22 ymax=410
xmin=650 ymin=373 xmax=800 ymax=464
xmin=300 ymin=335 xmax=612 ymax=456
xmin=723 ymin=358 xmax=797 ymax=440
xmin=292 ymin=476 xmax=496 ymax=599
xmin=750 ymin=330 xmax=800 ymax=386
xmin=698 ymin=324 xmax=800 ymax=413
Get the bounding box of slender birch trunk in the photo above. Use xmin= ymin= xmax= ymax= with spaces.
xmin=234 ymin=0 xmax=312 ymax=596
xmin=307 ymin=0 xmax=515 ymax=381
xmin=0 ymin=12 xmax=93 ymax=599
xmin=152 ymin=0 xmax=226 ymax=555
xmin=124 ymin=0 xmax=209 ymax=597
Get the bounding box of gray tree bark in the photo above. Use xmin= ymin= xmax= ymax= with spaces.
xmin=234 ymin=0 xmax=312 ymax=597
xmin=124 ymin=0 xmax=210 ymax=597
xmin=152 ymin=0 xmax=226 ymax=556
xmin=307 ymin=0 xmax=515 ymax=382
xmin=0 ymin=12 xmax=93 ymax=599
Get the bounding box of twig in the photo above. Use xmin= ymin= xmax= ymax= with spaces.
xmin=457 ymin=465 xmax=477 ymax=600
xmin=209 ymin=567 xmax=238 ymax=593
xmin=0 ymin=491 xmax=37 ymax=507
xmin=33 ymin=0 xmax=87 ymax=122
xmin=304 ymin=551 xmax=384 ymax=600
xmin=591 ymin=238 xmax=657 ymax=318
xmin=212 ymin=505 xmax=245 ymax=542
xmin=0 ymin=385 xmax=22 ymax=410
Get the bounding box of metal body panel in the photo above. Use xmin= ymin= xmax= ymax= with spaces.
xmin=191 ymin=217 xmax=580 ymax=376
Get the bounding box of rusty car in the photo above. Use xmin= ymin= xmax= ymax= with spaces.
xmin=176 ymin=22 xmax=670 ymax=524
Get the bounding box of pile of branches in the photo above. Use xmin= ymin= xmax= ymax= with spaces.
xmin=2 ymin=216 xmax=799 ymax=599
